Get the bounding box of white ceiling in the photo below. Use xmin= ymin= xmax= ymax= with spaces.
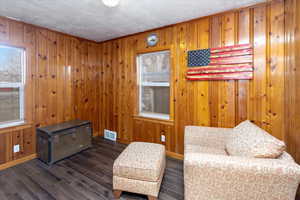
xmin=0 ymin=0 xmax=265 ymax=42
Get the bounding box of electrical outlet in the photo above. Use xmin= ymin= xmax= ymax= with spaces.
xmin=161 ymin=135 xmax=166 ymax=142
xmin=104 ymin=129 xmax=117 ymax=141
xmin=13 ymin=144 xmax=20 ymax=153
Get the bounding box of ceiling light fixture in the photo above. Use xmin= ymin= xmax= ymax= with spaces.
xmin=102 ymin=0 xmax=120 ymax=7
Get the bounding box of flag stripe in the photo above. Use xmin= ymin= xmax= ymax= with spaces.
xmin=187 ymin=70 xmax=253 ymax=76
xmin=210 ymin=48 xmax=252 ymax=56
xmin=187 ymin=76 xmax=253 ymax=81
xmin=209 ymin=61 xmax=252 ymax=66
xmin=187 ymin=71 xmax=253 ymax=80
xmin=210 ymin=55 xmax=253 ymax=63
xmin=210 ymin=50 xmax=253 ymax=58
xmin=186 ymin=64 xmax=253 ymax=72
xmin=187 ymin=68 xmax=253 ymax=75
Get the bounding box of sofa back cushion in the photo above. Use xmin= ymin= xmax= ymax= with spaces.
xmin=226 ymin=120 xmax=286 ymax=158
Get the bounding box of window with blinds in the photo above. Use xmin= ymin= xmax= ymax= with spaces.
xmin=0 ymin=45 xmax=25 ymax=128
xmin=137 ymin=50 xmax=170 ymax=120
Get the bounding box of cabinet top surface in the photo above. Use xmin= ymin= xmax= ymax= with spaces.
xmin=37 ymin=120 xmax=91 ymax=134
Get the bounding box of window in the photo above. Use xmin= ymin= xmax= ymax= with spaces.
xmin=0 ymin=45 xmax=25 ymax=127
xmin=137 ymin=50 xmax=171 ymax=120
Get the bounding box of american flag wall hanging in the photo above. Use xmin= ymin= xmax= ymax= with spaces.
xmin=186 ymin=44 xmax=253 ymax=80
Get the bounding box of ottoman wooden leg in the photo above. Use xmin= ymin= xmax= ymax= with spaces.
xmin=113 ymin=190 xmax=122 ymax=199
xmin=148 ymin=196 xmax=158 ymax=200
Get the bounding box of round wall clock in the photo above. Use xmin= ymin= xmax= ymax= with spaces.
xmin=147 ymin=34 xmax=159 ymax=47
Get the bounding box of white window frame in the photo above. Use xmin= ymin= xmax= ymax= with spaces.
xmin=137 ymin=50 xmax=170 ymax=120
xmin=0 ymin=45 xmax=26 ymax=129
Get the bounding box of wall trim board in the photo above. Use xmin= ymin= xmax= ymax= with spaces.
xmin=117 ymin=139 xmax=131 ymax=145
xmin=0 ymin=154 xmax=36 ymax=171
xmin=166 ymin=151 xmax=184 ymax=160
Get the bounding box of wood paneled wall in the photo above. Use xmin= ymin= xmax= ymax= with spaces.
xmin=285 ymin=0 xmax=300 ymax=163
xmin=0 ymin=17 xmax=101 ymax=167
xmin=97 ymin=0 xmax=293 ymax=158
xmin=34 ymin=28 xmax=100 ymax=134
xmin=0 ymin=0 xmax=298 ymax=167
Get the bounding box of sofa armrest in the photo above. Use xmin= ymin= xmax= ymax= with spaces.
xmin=184 ymin=126 xmax=232 ymax=149
xmin=184 ymin=153 xmax=300 ymax=200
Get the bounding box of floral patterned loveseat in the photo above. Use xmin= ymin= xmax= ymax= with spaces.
xmin=184 ymin=120 xmax=300 ymax=200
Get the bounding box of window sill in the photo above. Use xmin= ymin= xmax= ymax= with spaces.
xmin=139 ymin=112 xmax=169 ymax=120
xmin=0 ymin=120 xmax=25 ymax=129
xmin=134 ymin=115 xmax=174 ymax=125
xmin=0 ymin=121 xmax=32 ymax=134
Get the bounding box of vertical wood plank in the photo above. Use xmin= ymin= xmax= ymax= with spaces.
xmin=209 ymin=16 xmax=222 ymax=127
xmin=174 ymin=23 xmax=188 ymax=154
xmin=0 ymin=134 xmax=7 ymax=164
xmin=268 ymin=0 xmax=285 ymax=140
xmin=196 ymin=18 xmax=210 ymax=126
xmin=220 ymin=12 xmax=236 ymax=127
xmin=23 ymin=128 xmax=35 ymax=156
xmin=250 ymin=5 xmax=268 ymax=129
xmin=236 ymin=8 xmax=251 ymax=124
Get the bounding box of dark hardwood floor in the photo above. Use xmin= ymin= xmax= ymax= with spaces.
xmin=0 ymin=138 xmax=184 ymax=200
xmin=0 ymin=137 xmax=299 ymax=200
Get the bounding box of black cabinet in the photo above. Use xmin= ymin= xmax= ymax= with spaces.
xmin=37 ymin=120 xmax=92 ymax=165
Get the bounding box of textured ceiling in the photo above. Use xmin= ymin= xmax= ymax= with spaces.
xmin=0 ymin=0 xmax=265 ymax=42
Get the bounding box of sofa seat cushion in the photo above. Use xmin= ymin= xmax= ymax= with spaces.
xmin=113 ymin=142 xmax=165 ymax=182
xmin=226 ymin=120 xmax=286 ymax=158
xmin=185 ymin=144 xmax=227 ymax=156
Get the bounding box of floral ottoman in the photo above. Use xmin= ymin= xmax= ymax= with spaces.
xmin=113 ymin=142 xmax=166 ymax=200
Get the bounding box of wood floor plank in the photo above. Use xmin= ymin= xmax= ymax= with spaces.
xmin=0 ymin=138 xmax=184 ymax=200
